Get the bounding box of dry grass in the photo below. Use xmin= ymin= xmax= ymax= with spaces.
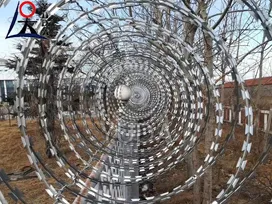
xmin=153 ymin=123 xmax=272 ymax=204
xmin=0 ymin=118 xmax=108 ymax=203
xmin=0 ymin=120 xmax=272 ymax=204
xmin=0 ymin=119 xmax=54 ymax=203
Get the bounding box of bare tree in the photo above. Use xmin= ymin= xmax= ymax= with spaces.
xmin=254 ymin=32 xmax=267 ymax=133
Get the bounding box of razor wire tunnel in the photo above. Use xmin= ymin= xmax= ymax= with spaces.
xmin=1 ymin=0 xmax=272 ymax=203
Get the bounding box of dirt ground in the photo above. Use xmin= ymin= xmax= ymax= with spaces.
xmin=0 ymin=119 xmax=272 ymax=203
xmin=0 ymin=120 xmax=54 ymax=203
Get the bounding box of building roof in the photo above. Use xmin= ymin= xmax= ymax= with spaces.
xmin=0 ymin=58 xmax=7 ymax=66
xmin=0 ymin=69 xmax=17 ymax=81
xmin=224 ymin=76 xmax=272 ymax=88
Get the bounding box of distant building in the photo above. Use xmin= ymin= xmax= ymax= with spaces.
xmin=223 ymin=76 xmax=272 ymax=130
xmin=0 ymin=59 xmax=16 ymax=103
xmin=224 ymin=76 xmax=272 ymax=88
xmin=224 ymin=76 xmax=272 ymax=108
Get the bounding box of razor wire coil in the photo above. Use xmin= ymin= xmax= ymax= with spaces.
xmin=0 ymin=0 xmax=272 ymax=203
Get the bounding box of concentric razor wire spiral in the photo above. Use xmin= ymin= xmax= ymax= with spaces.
xmin=1 ymin=0 xmax=272 ymax=203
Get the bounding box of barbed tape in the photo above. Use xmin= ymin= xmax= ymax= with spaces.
xmin=1 ymin=0 xmax=272 ymax=203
